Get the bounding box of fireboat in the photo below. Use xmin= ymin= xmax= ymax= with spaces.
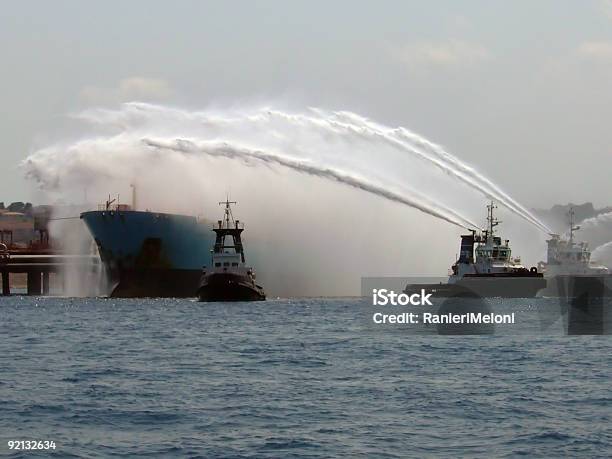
xmin=537 ymin=207 xmax=611 ymax=298
xmin=405 ymin=202 xmax=546 ymax=298
xmin=197 ymin=199 xmax=265 ymax=302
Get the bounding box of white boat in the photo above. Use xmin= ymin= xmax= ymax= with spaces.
xmin=538 ymin=207 xmax=610 ymax=298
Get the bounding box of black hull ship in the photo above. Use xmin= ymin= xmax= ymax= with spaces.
xmin=197 ymin=199 xmax=265 ymax=302
xmin=405 ymin=202 xmax=545 ymax=298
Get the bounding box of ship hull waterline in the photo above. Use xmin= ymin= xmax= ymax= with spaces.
xmin=405 ymin=275 xmax=547 ymax=299
xmin=198 ymin=272 xmax=266 ymax=302
xmin=538 ymin=274 xmax=612 ymax=298
xmin=108 ymin=267 xmax=202 ymax=298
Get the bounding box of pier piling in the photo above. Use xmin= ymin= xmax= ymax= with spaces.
xmin=1 ymin=250 xmax=99 ymax=296
xmin=27 ymin=271 xmax=42 ymax=296
xmin=42 ymin=272 xmax=50 ymax=295
xmin=1 ymin=271 xmax=9 ymax=295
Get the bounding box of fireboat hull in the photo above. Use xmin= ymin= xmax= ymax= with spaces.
xmin=538 ymin=274 xmax=612 ymax=298
xmin=198 ymin=272 xmax=266 ymax=302
xmin=405 ymin=274 xmax=546 ymax=298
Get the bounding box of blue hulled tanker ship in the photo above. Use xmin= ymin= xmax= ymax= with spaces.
xmin=81 ymin=203 xmax=216 ymax=297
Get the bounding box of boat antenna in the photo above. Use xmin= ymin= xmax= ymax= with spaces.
xmin=219 ymin=197 xmax=237 ymax=229
xmin=486 ymin=201 xmax=500 ymax=239
xmin=568 ymin=207 xmax=580 ymax=244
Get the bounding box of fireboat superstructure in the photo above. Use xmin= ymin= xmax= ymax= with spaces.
xmin=539 ymin=208 xmax=609 ymax=278
xmin=197 ymin=199 xmax=265 ymax=302
xmin=449 ymin=202 xmax=538 ymax=282
xmin=537 ymin=207 xmax=611 ymax=298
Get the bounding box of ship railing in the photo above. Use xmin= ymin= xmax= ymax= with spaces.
xmin=215 ymin=221 xmax=245 ymax=230
xmin=97 ymin=204 xmax=132 ymax=212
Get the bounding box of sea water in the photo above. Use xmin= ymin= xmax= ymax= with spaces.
xmin=0 ymin=296 xmax=610 ymax=458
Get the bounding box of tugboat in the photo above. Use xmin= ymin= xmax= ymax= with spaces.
xmin=537 ymin=207 xmax=611 ymax=298
xmin=197 ymin=199 xmax=265 ymax=302
xmin=405 ymin=202 xmax=545 ymax=298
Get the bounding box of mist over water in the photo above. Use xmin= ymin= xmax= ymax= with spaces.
xmin=23 ymin=103 xmax=550 ymax=295
xmin=592 ymin=241 xmax=612 ymax=264
xmin=556 ymin=212 xmax=612 ymax=268
xmin=574 ymin=212 xmax=612 ymax=251
xmin=47 ymin=207 xmax=107 ymax=297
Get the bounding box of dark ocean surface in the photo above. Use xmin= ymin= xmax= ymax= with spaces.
xmin=0 ymin=297 xmax=611 ymax=458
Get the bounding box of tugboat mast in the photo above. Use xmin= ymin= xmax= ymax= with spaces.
xmin=214 ymin=199 xmax=245 ymax=263
xmin=219 ymin=198 xmax=237 ymax=229
xmin=485 ymin=201 xmax=501 ymax=241
xmin=568 ymin=207 xmax=580 ymax=245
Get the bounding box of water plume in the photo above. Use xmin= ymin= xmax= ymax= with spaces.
xmin=577 ymin=211 xmax=612 ymax=230
xmin=591 ymin=241 xmax=612 ymax=267
xmin=55 ymin=102 xmax=551 ymax=233
xmin=142 ymin=137 xmax=477 ymax=229
xmin=563 ymin=211 xmax=612 ymax=249
xmin=313 ymin=109 xmax=551 ymax=233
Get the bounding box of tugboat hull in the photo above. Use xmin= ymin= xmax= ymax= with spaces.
xmin=198 ymin=272 xmax=266 ymax=302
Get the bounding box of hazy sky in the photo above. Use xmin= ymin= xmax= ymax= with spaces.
xmin=1 ymin=0 xmax=612 ymax=208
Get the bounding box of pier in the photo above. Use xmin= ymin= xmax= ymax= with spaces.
xmin=0 ymin=247 xmax=99 ymax=296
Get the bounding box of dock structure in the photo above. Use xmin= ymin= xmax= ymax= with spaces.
xmin=0 ymin=248 xmax=99 ymax=296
